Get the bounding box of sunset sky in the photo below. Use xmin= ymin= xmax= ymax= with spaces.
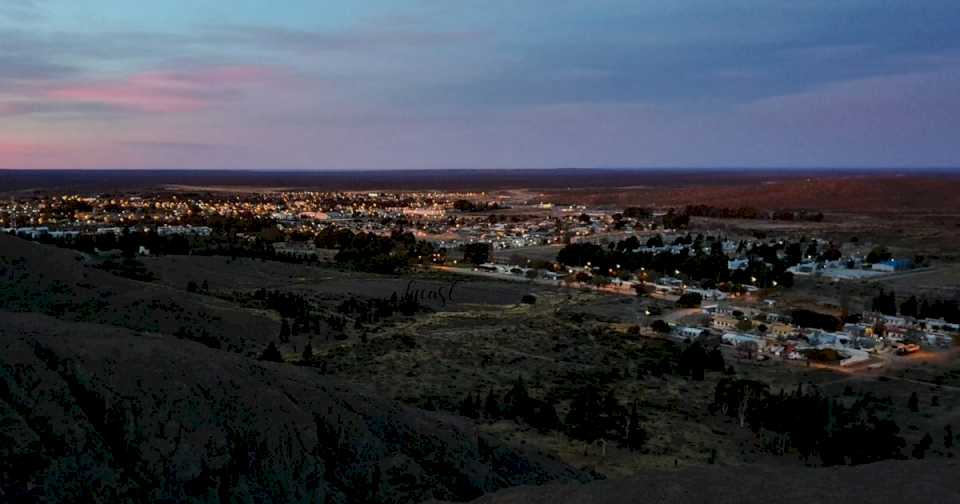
xmin=1 ymin=0 xmax=958 ymax=170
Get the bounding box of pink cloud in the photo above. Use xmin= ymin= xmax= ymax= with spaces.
xmin=0 ymin=142 xmax=36 ymax=156
xmin=46 ymin=65 xmax=277 ymax=113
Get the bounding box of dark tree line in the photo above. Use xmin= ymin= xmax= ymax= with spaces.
xmin=712 ymin=380 xmax=906 ymax=465
xmin=872 ymin=289 xmax=960 ymax=322
xmin=683 ymin=205 xmax=824 ymax=222
xmin=791 ymin=309 xmax=843 ymax=331
xmin=325 ymin=229 xmax=434 ymax=274
xmin=452 ymin=199 xmax=502 ymax=212
xmin=456 ymin=377 xmax=648 ymax=452
xmin=457 ymin=376 xmax=561 ymax=434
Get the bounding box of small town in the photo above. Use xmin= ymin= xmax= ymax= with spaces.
xmin=4 ymin=188 xmax=957 ymax=377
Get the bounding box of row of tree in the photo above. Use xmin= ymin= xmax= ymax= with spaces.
xmin=871 ymin=289 xmax=960 ymax=322
xmin=712 ymin=380 xmax=914 ymax=465
xmin=457 ymin=377 xmax=648 ymax=452
xmin=683 ymin=205 xmax=824 ymax=222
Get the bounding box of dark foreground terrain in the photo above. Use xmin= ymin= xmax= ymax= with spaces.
xmin=469 ymin=460 xmax=959 ymax=503
xmin=0 ymin=236 xmax=583 ymax=502
xmin=2 ymin=229 xmax=960 ymax=502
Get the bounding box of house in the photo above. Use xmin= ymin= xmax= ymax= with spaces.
xmin=769 ymin=322 xmax=795 ymax=338
xmin=924 ymin=319 xmax=960 ymax=333
xmin=157 ymin=225 xmax=212 ymax=237
xmin=788 ymin=261 xmax=817 ymax=275
xmin=722 ymin=332 xmax=763 ymax=349
xmin=871 ymin=258 xmax=913 ymax=272
xmin=677 ymin=326 xmax=707 ymax=340
xmin=686 ymin=287 xmax=728 ymax=301
xmin=712 ymin=315 xmax=739 ymax=330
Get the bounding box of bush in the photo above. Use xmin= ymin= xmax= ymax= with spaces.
xmin=676 ymin=292 xmax=703 ymax=308
xmin=651 ymin=320 xmax=671 ymax=334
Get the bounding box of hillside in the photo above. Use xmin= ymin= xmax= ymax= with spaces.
xmin=0 ymin=311 xmax=586 ymax=502
xmin=0 ymin=235 xmax=278 ymax=353
xmin=469 ymin=459 xmax=959 ymax=504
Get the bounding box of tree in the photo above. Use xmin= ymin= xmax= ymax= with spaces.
xmin=912 ymin=432 xmax=933 ymax=459
xmin=528 ymin=401 xmax=561 ymax=433
xmin=707 ymin=347 xmax=725 ymax=372
xmin=462 ymin=242 xmax=492 ymax=265
xmin=258 ymin=342 xmax=283 ymax=362
xmin=302 ymin=339 xmax=313 ymax=362
xmin=945 ymin=424 xmax=954 ymax=449
xmin=908 ymin=392 xmax=919 ymax=413
xmin=279 ymin=319 xmax=291 ymax=344
xmin=866 ymin=246 xmax=893 ymax=264
xmin=483 ymin=389 xmax=501 ymax=419
xmin=565 ymin=385 xmax=603 ymax=444
xmin=459 ymin=393 xmax=480 ymax=418
xmin=900 ymin=295 xmax=919 ymax=318
xmin=625 ymin=400 xmax=647 ymax=451
xmin=680 ymin=341 xmax=708 ymax=381
xmin=676 ymin=292 xmax=703 ymax=308
xmin=503 ymin=375 xmax=532 ymax=420
xmin=650 ymin=320 xmax=671 ymax=334
xmin=871 ymin=289 xmax=897 ymax=316
xmin=736 ymin=319 xmax=753 ymax=332
xmin=186 ymin=280 xmax=199 ymax=293
xmin=201 ymin=279 xmax=209 ymax=292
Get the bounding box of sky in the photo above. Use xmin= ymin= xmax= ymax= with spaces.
xmin=1 ymin=0 xmax=959 ymax=170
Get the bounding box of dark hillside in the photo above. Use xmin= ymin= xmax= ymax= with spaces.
xmin=0 ymin=235 xmax=277 ymax=352
xmin=469 ymin=459 xmax=958 ymax=504
xmin=0 ymin=312 xmax=586 ymax=502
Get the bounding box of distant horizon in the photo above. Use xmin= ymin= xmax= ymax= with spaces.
xmin=3 ymin=166 xmax=959 ymax=194
xmin=3 ymin=166 xmax=960 ymax=173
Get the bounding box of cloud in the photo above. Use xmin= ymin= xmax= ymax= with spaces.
xmin=205 ymin=24 xmax=484 ymax=54
xmin=118 ymin=141 xmax=227 ymax=152
xmin=41 ymin=65 xmax=278 ymax=113
xmin=0 ymin=0 xmax=44 ymax=22
xmin=0 ymin=53 xmax=75 ymax=82
xmin=0 ymin=101 xmax=129 ymax=118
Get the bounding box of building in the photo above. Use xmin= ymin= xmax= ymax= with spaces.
xmin=728 ymin=258 xmax=749 ymax=270
xmin=677 ymin=326 xmax=707 ymax=340
xmin=722 ymin=332 xmax=764 ymax=349
xmin=712 ymin=315 xmax=739 ymax=330
xmin=769 ymin=322 xmax=795 ymax=339
xmin=157 ymin=225 xmax=212 ymax=237
xmin=871 ymin=258 xmax=913 ymax=272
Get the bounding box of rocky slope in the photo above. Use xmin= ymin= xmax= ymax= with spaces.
xmin=0 ymin=311 xmax=585 ymax=502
